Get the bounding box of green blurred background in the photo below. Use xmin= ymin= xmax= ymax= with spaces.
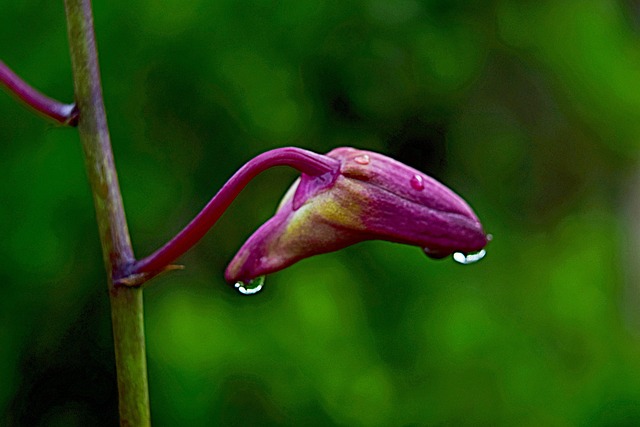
xmin=3 ymin=0 xmax=640 ymax=425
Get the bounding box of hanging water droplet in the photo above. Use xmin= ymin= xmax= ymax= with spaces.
xmin=353 ymin=154 xmax=370 ymax=165
xmin=452 ymin=249 xmax=487 ymax=265
xmin=423 ymin=247 xmax=449 ymax=259
xmin=234 ymin=276 xmax=265 ymax=295
xmin=410 ymin=174 xmax=425 ymax=191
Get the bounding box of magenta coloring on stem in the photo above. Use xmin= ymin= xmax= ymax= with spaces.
xmin=131 ymin=147 xmax=340 ymax=275
xmin=0 ymin=60 xmax=78 ymax=126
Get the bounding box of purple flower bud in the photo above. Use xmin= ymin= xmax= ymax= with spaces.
xmin=225 ymin=147 xmax=488 ymax=283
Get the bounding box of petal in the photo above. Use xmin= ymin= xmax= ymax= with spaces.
xmin=328 ymin=148 xmax=487 ymax=254
xmin=226 ymin=147 xmax=488 ymax=282
xmin=328 ymin=147 xmax=480 ymax=220
xmin=225 ymin=175 xmax=367 ymax=282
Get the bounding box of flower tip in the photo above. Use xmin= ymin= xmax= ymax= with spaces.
xmin=422 ymin=227 xmax=489 ymax=260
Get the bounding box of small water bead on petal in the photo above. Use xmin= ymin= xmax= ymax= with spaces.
xmin=234 ymin=276 xmax=265 ymax=295
xmin=452 ymin=249 xmax=486 ymax=265
xmin=410 ymin=174 xmax=425 ymax=191
xmin=422 ymin=247 xmax=450 ymax=259
xmin=353 ymin=154 xmax=370 ymax=165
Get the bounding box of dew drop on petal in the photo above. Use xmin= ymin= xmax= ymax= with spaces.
xmin=234 ymin=276 xmax=265 ymax=295
xmin=353 ymin=154 xmax=370 ymax=165
xmin=410 ymin=174 xmax=425 ymax=191
xmin=452 ymin=249 xmax=487 ymax=265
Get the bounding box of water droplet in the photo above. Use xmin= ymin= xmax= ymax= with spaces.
xmin=410 ymin=174 xmax=425 ymax=191
xmin=423 ymin=247 xmax=449 ymax=259
xmin=453 ymin=249 xmax=487 ymax=265
xmin=353 ymin=154 xmax=370 ymax=165
xmin=234 ymin=276 xmax=265 ymax=295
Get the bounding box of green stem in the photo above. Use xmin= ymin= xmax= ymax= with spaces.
xmin=63 ymin=0 xmax=150 ymax=425
xmin=109 ymin=286 xmax=150 ymax=426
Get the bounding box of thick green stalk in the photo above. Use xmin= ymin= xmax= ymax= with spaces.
xmin=64 ymin=0 xmax=150 ymax=425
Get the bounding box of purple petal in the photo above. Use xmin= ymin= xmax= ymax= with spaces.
xmin=226 ymin=147 xmax=488 ymax=282
xmin=327 ymin=148 xmax=487 ymax=255
xmin=225 ymin=175 xmax=366 ymax=282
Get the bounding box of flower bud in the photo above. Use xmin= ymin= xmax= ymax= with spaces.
xmin=225 ymin=147 xmax=487 ymax=282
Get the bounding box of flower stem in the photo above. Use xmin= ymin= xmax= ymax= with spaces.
xmin=64 ymin=0 xmax=150 ymax=425
xmin=0 ymin=60 xmax=78 ymax=126
xmin=132 ymin=147 xmax=340 ymax=275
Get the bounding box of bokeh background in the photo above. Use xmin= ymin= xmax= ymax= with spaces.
xmin=3 ymin=0 xmax=640 ymax=425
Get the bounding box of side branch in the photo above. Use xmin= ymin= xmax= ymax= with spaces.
xmin=0 ymin=60 xmax=78 ymax=126
xmin=130 ymin=147 xmax=340 ymax=277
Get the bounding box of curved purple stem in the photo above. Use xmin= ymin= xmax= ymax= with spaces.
xmin=0 ymin=60 xmax=78 ymax=126
xmin=131 ymin=147 xmax=340 ymax=275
